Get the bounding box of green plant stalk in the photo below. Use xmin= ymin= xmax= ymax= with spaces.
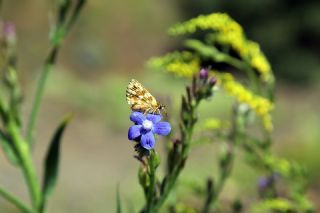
xmin=152 ymin=143 xmax=189 ymax=212
xmin=202 ymin=156 xmax=234 ymax=213
xmin=152 ymin=102 xmax=199 ymax=212
xmin=202 ymin=184 xmax=214 ymax=213
xmin=145 ymin=155 xmax=157 ymax=212
xmin=26 ymin=0 xmax=86 ymax=146
xmin=26 ymin=63 xmax=53 ymax=146
xmin=202 ymin=102 xmax=249 ymax=212
xmin=26 ymin=26 xmax=64 ymax=146
xmin=8 ymin=119 xmax=42 ymax=212
xmin=0 ymin=186 xmax=32 ymax=213
xmin=27 ymin=23 xmax=66 ymax=147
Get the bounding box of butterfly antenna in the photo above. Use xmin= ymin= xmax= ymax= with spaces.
xmin=163 ymin=106 xmax=167 ymax=117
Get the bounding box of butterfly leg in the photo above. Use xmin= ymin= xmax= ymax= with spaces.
xmin=144 ymin=108 xmax=152 ymax=115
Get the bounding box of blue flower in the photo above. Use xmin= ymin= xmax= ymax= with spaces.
xmin=128 ymin=112 xmax=171 ymax=150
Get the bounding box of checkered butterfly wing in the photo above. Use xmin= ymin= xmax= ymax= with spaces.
xmin=126 ymin=79 xmax=159 ymax=114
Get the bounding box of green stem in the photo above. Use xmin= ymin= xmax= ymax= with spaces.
xmin=201 ymin=153 xmax=234 ymax=213
xmin=153 ymin=106 xmax=196 ymax=212
xmin=65 ymin=0 xmax=86 ymax=31
xmin=146 ymin=156 xmax=156 ymax=212
xmin=26 ymin=62 xmax=53 ymax=146
xmin=0 ymin=186 xmax=32 ymax=213
xmin=152 ymin=162 xmax=178 ymax=212
xmin=8 ymin=120 xmax=42 ymax=212
xmin=202 ymin=187 xmax=214 ymax=213
xmin=26 ymin=0 xmax=85 ymax=146
xmin=25 ymin=0 xmax=86 ymax=145
xmin=26 ymin=23 xmax=62 ymax=146
xmin=201 ymin=104 xmax=244 ymax=213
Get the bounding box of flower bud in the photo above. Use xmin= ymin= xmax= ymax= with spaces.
xmin=5 ymin=67 xmax=17 ymax=87
xmin=138 ymin=166 xmax=150 ymax=189
xmin=172 ymin=138 xmax=182 ymax=144
xmin=219 ymin=146 xmax=232 ymax=170
xmin=3 ymin=22 xmax=16 ymax=46
xmin=208 ymin=77 xmax=217 ymax=87
xmin=206 ymin=178 xmax=214 ymax=193
xmin=199 ymin=68 xmax=208 ymax=80
xmin=134 ymin=143 xmax=150 ymax=157
xmin=150 ymin=150 xmax=161 ymax=169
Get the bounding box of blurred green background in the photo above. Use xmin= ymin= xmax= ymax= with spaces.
xmin=0 ymin=0 xmax=319 ymax=212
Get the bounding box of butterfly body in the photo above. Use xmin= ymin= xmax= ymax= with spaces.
xmin=126 ymin=79 xmax=164 ymax=114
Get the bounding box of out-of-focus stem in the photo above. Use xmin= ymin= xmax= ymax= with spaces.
xmin=26 ymin=0 xmax=86 ymax=146
xmin=201 ymin=156 xmax=234 ymax=213
xmin=8 ymin=119 xmax=42 ymax=212
xmin=26 ymin=23 xmax=62 ymax=147
xmin=26 ymin=62 xmax=54 ymax=146
xmin=145 ymin=152 xmax=157 ymax=212
xmin=0 ymin=186 xmax=32 ymax=213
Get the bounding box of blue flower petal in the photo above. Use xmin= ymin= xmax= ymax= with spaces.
xmin=154 ymin=122 xmax=171 ymax=136
xmin=130 ymin=112 xmax=145 ymax=124
xmin=141 ymin=132 xmax=155 ymax=150
xmin=128 ymin=125 xmax=142 ymax=140
xmin=146 ymin=114 xmax=162 ymax=124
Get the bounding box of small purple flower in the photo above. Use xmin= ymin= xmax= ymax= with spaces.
xmin=3 ymin=22 xmax=16 ymax=45
xmin=128 ymin=112 xmax=171 ymax=150
xmin=257 ymin=173 xmax=280 ymax=191
xmin=208 ymin=77 xmax=217 ymax=87
xmin=258 ymin=176 xmax=270 ymax=189
xmin=199 ymin=68 xmax=209 ymax=79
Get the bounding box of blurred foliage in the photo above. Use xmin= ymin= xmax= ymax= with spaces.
xmin=174 ymin=0 xmax=320 ymax=85
xmin=0 ymin=0 xmax=319 ymax=212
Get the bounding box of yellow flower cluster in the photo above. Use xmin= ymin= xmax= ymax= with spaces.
xmin=204 ymin=118 xmax=230 ymax=130
xmin=263 ymin=155 xmax=304 ymax=178
xmin=169 ymin=13 xmax=273 ymax=82
xmin=252 ymin=198 xmax=293 ymax=213
xmin=218 ymin=72 xmax=273 ymax=131
xmin=168 ymin=13 xmax=243 ymax=36
xmin=245 ymin=41 xmax=272 ymax=82
xmin=174 ymin=203 xmax=197 ymax=213
xmin=165 ymin=60 xmax=199 ymax=78
xmin=148 ymin=51 xmax=200 ymax=78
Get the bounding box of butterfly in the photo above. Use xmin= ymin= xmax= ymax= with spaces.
xmin=126 ymin=79 xmax=165 ymax=115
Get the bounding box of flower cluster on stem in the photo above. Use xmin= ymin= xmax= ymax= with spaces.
xmin=127 ymin=69 xmax=216 ymax=213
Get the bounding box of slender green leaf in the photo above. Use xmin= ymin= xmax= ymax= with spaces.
xmin=66 ymin=0 xmax=86 ymax=32
xmin=0 ymin=186 xmax=32 ymax=213
xmin=116 ymin=185 xmax=122 ymax=213
xmin=0 ymin=130 xmax=20 ymax=166
xmin=41 ymin=114 xmax=73 ymax=210
xmin=57 ymin=0 xmax=71 ymax=26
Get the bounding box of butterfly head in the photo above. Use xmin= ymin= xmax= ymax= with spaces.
xmin=159 ymin=104 xmax=165 ymax=110
xmin=157 ymin=103 xmax=167 ymax=116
